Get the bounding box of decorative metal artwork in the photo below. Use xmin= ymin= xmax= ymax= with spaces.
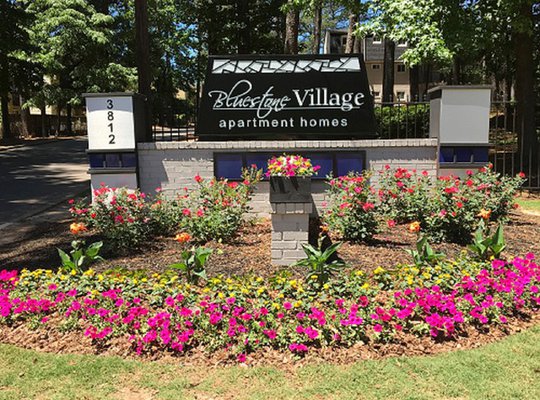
xmin=211 ymin=57 xmax=361 ymax=74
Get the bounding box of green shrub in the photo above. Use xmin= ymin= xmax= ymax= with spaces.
xmin=176 ymin=168 xmax=262 ymax=242
xmin=323 ymin=172 xmax=379 ymax=242
xmin=377 ymin=166 xmax=433 ymax=224
xmin=377 ymin=165 xmax=525 ymax=244
xmin=375 ymin=103 xmax=430 ymax=139
xmin=71 ymin=187 xmax=154 ymax=251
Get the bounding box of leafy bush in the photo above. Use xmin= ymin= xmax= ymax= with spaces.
xmin=323 ymin=172 xmax=379 ymax=241
xmin=375 ymin=103 xmax=430 ymax=139
xmin=377 ymin=166 xmax=432 ymax=224
xmin=468 ymin=220 xmax=506 ymax=261
xmin=57 ymin=240 xmax=104 ymax=273
xmin=71 ymin=186 xmax=154 ymax=251
xmin=176 ymin=169 xmax=262 ymax=242
xmin=169 ymin=246 xmax=213 ymax=284
xmin=406 ymin=236 xmax=446 ymax=267
xmin=70 ymin=168 xmax=262 ymax=251
xmin=293 ymin=237 xmax=346 ymax=288
xmin=378 ymin=165 xmax=525 ymax=243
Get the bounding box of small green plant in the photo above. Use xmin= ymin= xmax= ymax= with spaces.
xmin=468 ymin=220 xmax=506 ymax=260
xmin=294 ymin=237 xmax=346 ymax=287
xmin=406 ymin=235 xmax=446 ymax=267
xmin=169 ymin=246 xmax=213 ymax=284
xmin=58 ymin=240 xmax=104 ymax=273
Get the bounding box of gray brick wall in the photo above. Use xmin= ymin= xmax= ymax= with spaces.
xmin=271 ymin=202 xmax=312 ymax=266
xmin=138 ymin=139 xmax=438 ymax=216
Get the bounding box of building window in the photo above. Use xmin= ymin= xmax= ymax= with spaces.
xmin=214 ymin=152 xmax=366 ymax=180
xmin=397 ymin=39 xmax=407 ymax=47
xmin=396 ymin=91 xmax=406 ymax=101
xmin=397 ymin=64 xmax=406 ymax=73
xmin=372 ymin=36 xmax=382 ymax=44
xmin=371 ymin=64 xmax=381 ymax=70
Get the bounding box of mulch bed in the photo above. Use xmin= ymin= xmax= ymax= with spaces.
xmin=1 ymin=210 xmax=540 ymax=278
xmin=0 ymin=313 xmax=537 ymax=367
xmin=0 ymin=209 xmax=539 ymax=365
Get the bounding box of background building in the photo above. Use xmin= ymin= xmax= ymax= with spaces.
xmin=323 ymin=29 xmax=441 ymax=102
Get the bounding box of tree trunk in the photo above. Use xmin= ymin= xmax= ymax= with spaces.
xmin=345 ymin=13 xmax=357 ymax=53
xmin=423 ymin=63 xmax=432 ymax=97
xmin=40 ymin=105 xmax=47 ymax=137
xmin=312 ymin=4 xmax=322 ymax=54
xmin=135 ymin=0 xmax=152 ymax=141
xmin=66 ymin=103 xmax=73 ymax=135
xmin=56 ymin=105 xmax=62 ymax=136
xmin=0 ymin=51 xmax=11 ymax=139
xmin=19 ymin=94 xmax=30 ymax=137
xmin=284 ymin=3 xmax=299 ymax=54
xmin=353 ymin=29 xmax=361 ymax=53
xmin=514 ymin=2 xmax=537 ymax=169
xmin=451 ymin=56 xmax=461 ymax=85
xmin=409 ymin=65 xmax=420 ymax=102
xmin=237 ymin=0 xmax=251 ymax=54
xmin=382 ymin=39 xmax=395 ymax=103
xmin=0 ymin=95 xmax=11 ymax=139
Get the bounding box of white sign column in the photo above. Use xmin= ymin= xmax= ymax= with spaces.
xmin=84 ymin=93 xmax=146 ymax=193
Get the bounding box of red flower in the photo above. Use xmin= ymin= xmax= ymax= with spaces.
xmin=194 ymin=175 xmax=203 ymax=183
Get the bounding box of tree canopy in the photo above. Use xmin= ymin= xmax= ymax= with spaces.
xmin=0 ymin=0 xmax=538 ymax=141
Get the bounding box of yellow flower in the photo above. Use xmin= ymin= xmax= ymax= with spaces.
xmin=218 ymin=292 xmax=225 ymax=299
xmin=70 ymin=269 xmax=77 ymax=276
xmin=202 ymin=287 xmax=210 ymax=293
xmin=323 ymin=284 xmax=330 ymax=290
xmin=361 ymin=283 xmax=370 ymax=290
xmin=98 ymin=274 xmax=104 ymax=281
xmin=294 ymin=300 xmax=302 ymax=308
xmin=355 ymin=271 xmax=364 ymax=276
xmin=374 ymin=267 xmax=385 ymax=275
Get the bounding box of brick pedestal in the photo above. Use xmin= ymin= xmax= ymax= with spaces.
xmin=271 ymin=202 xmax=312 ymax=266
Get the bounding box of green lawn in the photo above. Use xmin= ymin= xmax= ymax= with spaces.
xmin=516 ymin=198 xmax=540 ymax=212
xmin=0 ymin=326 xmax=539 ymax=400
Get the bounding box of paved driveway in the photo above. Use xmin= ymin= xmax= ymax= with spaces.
xmin=0 ymin=138 xmax=89 ymax=225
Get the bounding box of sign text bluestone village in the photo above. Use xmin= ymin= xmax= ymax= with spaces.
xmin=197 ymin=55 xmax=377 ymax=140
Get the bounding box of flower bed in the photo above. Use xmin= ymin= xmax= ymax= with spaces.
xmin=1 ymin=254 xmax=538 ymax=363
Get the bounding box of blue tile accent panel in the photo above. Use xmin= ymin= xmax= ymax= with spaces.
xmin=336 ymin=153 xmax=365 ymax=176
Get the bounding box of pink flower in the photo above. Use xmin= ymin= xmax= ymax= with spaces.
xmin=387 ymin=220 xmax=396 ymax=228
xmin=283 ymin=302 xmax=292 ymax=310
xmin=373 ymin=324 xmax=383 ymax=333
xmin=237 ymin=353 xmax=246 ymax=363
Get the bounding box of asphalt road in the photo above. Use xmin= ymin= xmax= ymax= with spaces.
xmin=0 ymin=138 xmax=89 ymax=225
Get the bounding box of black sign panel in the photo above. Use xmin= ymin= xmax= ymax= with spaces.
xmin=197 ymin=55 xmax=377 ymax=140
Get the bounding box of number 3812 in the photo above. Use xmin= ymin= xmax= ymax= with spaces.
xmin=106 ymin=99 xmax=115 ymax=144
